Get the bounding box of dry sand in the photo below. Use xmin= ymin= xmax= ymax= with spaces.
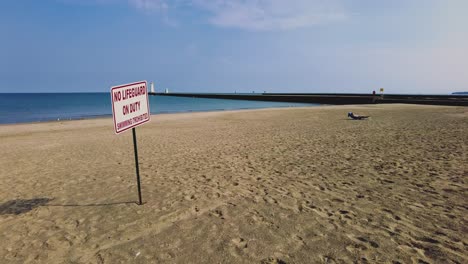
xmin=0 ymin=104 xmax=467 ymax=263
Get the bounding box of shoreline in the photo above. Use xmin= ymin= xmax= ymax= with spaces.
xmin=0 ymin=103 xmax=458 ymax=128
xmin=0 ymin=104 xmax=320 ymax=126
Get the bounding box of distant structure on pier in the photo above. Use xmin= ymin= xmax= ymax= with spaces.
xmin=150 ymin=82 xmax=155 ymax=93
xmin=165 ymin=88 xmax=169 ymax=94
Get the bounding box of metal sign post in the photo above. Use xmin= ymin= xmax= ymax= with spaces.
xmin=110 ymin=81 xmax=150 ymax=205
xmin=132 ymin=127 xmax=143 ymax=205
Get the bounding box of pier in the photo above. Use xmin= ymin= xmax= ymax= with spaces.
xmin=149 ymin=92 xmax=468 ymax=106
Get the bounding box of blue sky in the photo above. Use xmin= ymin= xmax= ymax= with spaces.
xmin=1 ymin=0 xmax=467 ymax=93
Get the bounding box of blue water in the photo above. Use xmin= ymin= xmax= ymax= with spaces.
xmin=0 ymin=93 xmax=316 ymax=124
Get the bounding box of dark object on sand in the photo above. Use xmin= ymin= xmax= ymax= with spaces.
xmin=348 ymin=112 xmax=369 ymax=120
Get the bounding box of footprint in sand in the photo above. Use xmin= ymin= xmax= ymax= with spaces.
xmin=184 ymin=194 xmax=197 ymax=201
xmin=381 ymin=208 xmax=402 ymax=221
xmin=260 ymin=257 xmax=286 ymax=264
xmin=228 ymin=237 xmax=249 ymax=258
xmin=210 ymin=209 xmax=225 ymax=220
xmin=346 ymin=234 xmax=380 ymax=249
xmin=345 ymin=243 xmax=368 ymax=252
xmin=248 ymin=210 xmax=279 ymax=229
xmin=263 ymin=196 xmax=278 ymax=204
xmin=231 ymin=238 xmax=248 ymax=249
xmin=289 ymin=234 xmax=307 ymax=251
xmin=357 ymin=237 xmax=379 ymax=248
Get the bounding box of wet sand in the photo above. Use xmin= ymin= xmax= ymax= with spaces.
xmin=0 ymin=104 xmax=467 ymax=263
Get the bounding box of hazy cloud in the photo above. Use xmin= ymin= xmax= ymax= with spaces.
xmin=193 ymin=0 xmax=347 ymax=30
xmin=129 ymin=0 xmax=169 ymax=11
xmin=123 ymin=0 xmax=347 ymax=30
xmin=60 ymin=0 xmax=169 ymax=10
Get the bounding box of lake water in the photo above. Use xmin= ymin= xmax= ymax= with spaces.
xmin=0 ymin=93 xmax=317 ymax=124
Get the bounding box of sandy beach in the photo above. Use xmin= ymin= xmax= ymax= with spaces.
xmin=0 ymin=104 xmax=466 ymax=263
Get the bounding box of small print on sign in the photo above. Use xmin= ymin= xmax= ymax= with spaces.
xmin=111 ymin=81 xmax=151 ymax=134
